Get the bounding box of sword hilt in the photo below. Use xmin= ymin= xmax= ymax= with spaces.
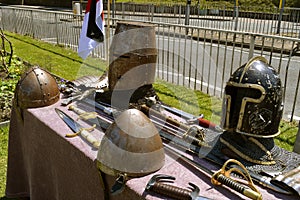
xmin=69 ymin=105 xmax=85 ymax=115
xmin=80 ymin=128 xmax=100 ymax=148
xmin=68 ymin=105 xmax=100 ymax=148
xmin=212 ymin=172 xmax=262 ymax=200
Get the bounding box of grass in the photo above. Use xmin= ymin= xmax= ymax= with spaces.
xmin=0 ymin=31 xmax=298 ymax=198
xmin=0 ymin=126 xmax=9 ymax=197
xmin=5 ymin=32 xmax=108 ymax=81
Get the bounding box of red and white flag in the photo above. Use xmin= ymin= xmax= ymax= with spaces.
xmin=78 ymin=0 xmax=105 ymax=59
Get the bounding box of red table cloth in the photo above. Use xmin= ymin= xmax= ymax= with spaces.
xmin=5 ymin=99 xmax=299 ymax=200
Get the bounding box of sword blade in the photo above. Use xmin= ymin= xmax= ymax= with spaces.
xmin=55 ymin=108 xmax=81 ymax=133
xmin=55 ymin=108 xmax=100 ymax=148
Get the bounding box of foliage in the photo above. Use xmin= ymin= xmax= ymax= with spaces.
xmin=276 ymin=120 xmax=298 ymax=152
xmin=116 ymin=0 xmax=300 ymax=8
xmin=238 ymin=0 xmax=275 ymax=7
xmin=0 ymin=125 xmax=9 ymax=196
xmin=0 ymin=55 xmax=28 ymax=122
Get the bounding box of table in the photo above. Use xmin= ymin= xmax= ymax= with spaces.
xmin=5 ymin=99 xmax=299 ymax=200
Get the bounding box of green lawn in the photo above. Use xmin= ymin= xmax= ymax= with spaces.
xmin=0 ymin=31 xmax=298 ymax=198
xmin=0 ymin=125 xmax=9 ymax=198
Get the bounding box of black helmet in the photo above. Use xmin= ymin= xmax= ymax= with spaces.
xmin=221 ymin=56 xmax=283 ymax=138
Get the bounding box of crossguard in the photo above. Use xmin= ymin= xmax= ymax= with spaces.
xmin=67 ymin=105 xmax=100 ymax=148
xmin=146 ymin=174 xmax=199 ymax=200
xmin=211 ymin=159 xmax=262 ymax=200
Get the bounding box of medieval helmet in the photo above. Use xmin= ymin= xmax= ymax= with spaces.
xmin=97 ymin=108 xmax=165 ymax=177
xmin=108 ymin=21 xmax=157 ymax=91
xmin=221 ymin=56 xmax=283 ymax=138
xmin=15 ymin=66 xmax=60 ymax=109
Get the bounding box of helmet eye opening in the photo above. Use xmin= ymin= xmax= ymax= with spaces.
xmin=225 ymin=85 xmax=262 ymax=101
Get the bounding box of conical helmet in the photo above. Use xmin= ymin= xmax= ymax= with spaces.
xmin=97 ymin=108 xmax=165 ymax=177
xmin=15 ymin=66 xmax=60 ymax=108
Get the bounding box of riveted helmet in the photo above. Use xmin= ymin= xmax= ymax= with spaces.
xmin=97 ymin=108 xmax=165 ymax=177
xmin=221 ymin=56 xmax=283 ymax=138
xmin=108 ymin=21 xmax=157 ymax=91
xmin=15 ymin=66 xmax=60 ymax=109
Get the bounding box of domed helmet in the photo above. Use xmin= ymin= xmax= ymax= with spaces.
xmin=221 ymin=56 xmax=283 ymax=138
xmin=15 ymin=66 xmax=60 ymax=109
xmin=97 ymin=108 xmax=165 ymax=177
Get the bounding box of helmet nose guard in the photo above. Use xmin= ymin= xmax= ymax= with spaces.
xmin=221 ymin=56 xmax=283 ymax=138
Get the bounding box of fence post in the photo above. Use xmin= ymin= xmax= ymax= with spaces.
xmin=150 ymin=4 xmax=154 ymax=22
xmin=289 ymin=70 xmax=300 ymax=122
xmin=277 ymin=0 xmax=286 ymax=34
xmin=293 ymin=121 xmax=300 ymax=154
xmin=248 ymin=34 xmax=256 ymax=59
xmin=13 ymin=8 xmax=17 ymax=33
xmin=30 ymin=10 xmax=35 ymax=39
xmin=234 ymin=6 xmax=239 ymax=31
xmin=185 ymin=0 xmax=191 ymax=34
xmin=121 ymin=2 xmax=125 ymax=19
xmin=148 ymin=4 xmax=151 ymax=21
xmin=112 ymin=0 xmax=115 ymax=18
xmin=185 ymin=0 xmax=191 ymax=26
xmin=55 ymin=13 xmax=59 ymax=45
xmin=0 ymin=8 xmax=3 ymax=30
xmin=178 ymin=5 xmax=182 ymax=24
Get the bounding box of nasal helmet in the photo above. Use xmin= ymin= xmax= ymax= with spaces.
xmin=97 ymin=108 xmax=165 ymax=177
xmin=221 ymin=56 xmax=283 ymax=138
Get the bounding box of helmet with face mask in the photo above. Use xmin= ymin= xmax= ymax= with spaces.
xmin=221 ymin=56 xmax=283 ymax=138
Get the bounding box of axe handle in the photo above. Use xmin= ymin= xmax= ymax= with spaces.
xmin=151 ymin=182 xmax=192 ymax=200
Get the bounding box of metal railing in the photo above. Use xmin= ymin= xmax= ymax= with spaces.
xmin=73 ymin=2 xmax=300 ymax=39
xmin=0 ymin=5 xmax=299 ymax=121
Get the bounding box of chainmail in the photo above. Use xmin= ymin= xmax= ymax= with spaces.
xmin=209 ymin=131 xmax=300 ymax=176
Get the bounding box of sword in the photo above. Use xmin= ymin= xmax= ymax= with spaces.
xmin=160 ymin=104 xmax=223 ymax=132
xmin=164 ymin=144 xmax=263 ymax=200
xmin=66 ymin=100 xmax=293 ymax=195
xmin=55 ymin=108 xmax=100 ymax=148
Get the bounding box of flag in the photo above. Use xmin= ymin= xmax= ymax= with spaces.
xmin=78 ymin=0 xmax=105 ymax=59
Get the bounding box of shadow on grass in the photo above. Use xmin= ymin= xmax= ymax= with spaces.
xmin=6 ymin=33 xmax=102 ymax=71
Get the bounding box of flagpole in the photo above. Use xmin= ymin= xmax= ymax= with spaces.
xmin=106 ymin=0 xmax=111 ymax=62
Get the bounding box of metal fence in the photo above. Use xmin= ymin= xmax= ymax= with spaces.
xmin=74 ymin=2 xmax=300 ymax=39
xmin=0 ymin=5 xmax=299 ymax=121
